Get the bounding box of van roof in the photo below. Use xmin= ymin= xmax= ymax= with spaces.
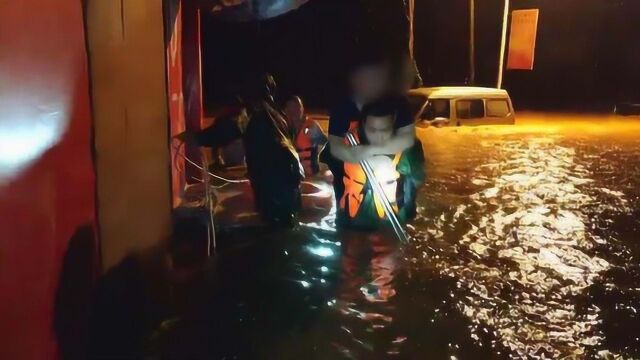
xmin=408 ymin=87 xmax=510 ymax=99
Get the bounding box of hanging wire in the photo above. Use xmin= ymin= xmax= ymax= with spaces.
xmin=171 ymin=139 xmax=249 ymax=184
xmin=201 ymin=154 xmax=217 ymax=256
xmin=190 ymin=176 xmax=231 ymax=189
xmin=171 ymin=137 xmax=252 ymax=256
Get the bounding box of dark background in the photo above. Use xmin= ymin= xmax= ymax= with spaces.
xmin=201 ymin=0 xmax=640 ymax=112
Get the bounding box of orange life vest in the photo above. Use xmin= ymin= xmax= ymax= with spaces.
xmin=339 ymin=125 xmax=401 ymax=220
xmin=294 ymin=117 xmax=317 ymax=176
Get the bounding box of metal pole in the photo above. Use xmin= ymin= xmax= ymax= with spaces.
xmin=408 ymin=0 xmax=415 ymax=59
xmin=497 ymin=0 xmax=509 ymax=89
xmin=469 ymin=0 xmax=475 ymax=85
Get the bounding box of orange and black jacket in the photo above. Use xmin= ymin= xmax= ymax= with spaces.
xmin=337 ymin=126 xmax=425 ymax=231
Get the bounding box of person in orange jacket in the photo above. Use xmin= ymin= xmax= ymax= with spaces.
xmin=284 ymin=96 xmax=328 ymax=177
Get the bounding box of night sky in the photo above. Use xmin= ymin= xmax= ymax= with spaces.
xmin=201 ymin=0 xmax=640 ymax=112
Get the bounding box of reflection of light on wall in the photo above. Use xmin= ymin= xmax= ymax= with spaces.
xmin=0 ymin=109 xmax=66 ymax=183
xmin=307 ymin=245 xmax=334 ymax=257
xmin=0 ymin=47 xmax=77 ymax=186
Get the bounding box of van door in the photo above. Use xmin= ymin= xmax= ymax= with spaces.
xmin=454 ymin=99 xmax=485 ymax=126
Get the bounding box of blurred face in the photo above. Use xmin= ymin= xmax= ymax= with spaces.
xmin=364 ymin=115 xmax=394 ymax=146
xmin=351 ymin=64 xmax=390 ymax=102
xmin=284 ymin=97 xmax=304 ymax=126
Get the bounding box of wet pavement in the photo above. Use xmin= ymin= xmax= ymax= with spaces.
xmin=95 ymin=114 xmax=640 ymax=359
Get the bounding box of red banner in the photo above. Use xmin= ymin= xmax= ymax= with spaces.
xmin=166 ymin=1 xmax=186 ymax=206
xmin=507 ymin=9 xmax=539 ymax=70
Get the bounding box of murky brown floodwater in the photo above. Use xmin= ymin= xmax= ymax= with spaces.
xmin=409 ymin=115 xmax=640 ymax=359
xmin=132 ymin=114 xmax=640 ymax=359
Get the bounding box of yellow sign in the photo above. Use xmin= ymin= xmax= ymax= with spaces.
xmin=507 ymin=9 xmax=539 ymax=70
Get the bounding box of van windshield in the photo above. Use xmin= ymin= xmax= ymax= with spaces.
xmin=407 ymin=94 xmax=428 ymax=120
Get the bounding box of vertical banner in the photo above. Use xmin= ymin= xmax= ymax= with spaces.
xmin=166 ymin=0 xmax=186 ymax=206
xmin=507 ymin=9 xmax=539 ymax=70
xmin=182 ymin=1 xmax=205 ymax=184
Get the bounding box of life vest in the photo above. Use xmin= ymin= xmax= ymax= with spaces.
xmin=339 ymin=125 xmax=401 ymax=220
xmin=294 ymin=117 xmax=317 ymax=176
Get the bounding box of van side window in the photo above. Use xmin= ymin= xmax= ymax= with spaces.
xmin=486 ymin=100 xmax=510 ymax=117
xmin=456 ymin=99 xmax=484 ymax=119
xmin=423 ymin=99 xmax=450 ymax=120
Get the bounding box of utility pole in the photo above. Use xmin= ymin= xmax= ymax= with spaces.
xmin=408 ymin=0 xmax=415 ymax=59
xmin=469 ymin=0 xmax=475 ymax=85
xmin=497 ymin=0 xmax=509 ymax=88
xmin=405 ymin=0 xmax=422 ymax=87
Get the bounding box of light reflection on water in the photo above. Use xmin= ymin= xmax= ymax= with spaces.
xmin=410 ymin=117 xmax=640 ymax=359
xmin=150 ymin=116 xmax=640 ymax=359
xmin=313 ymin=116 xmax=640 ymax=359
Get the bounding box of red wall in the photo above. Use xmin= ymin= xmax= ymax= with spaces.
xmin=0 ymin=0 xmax=96 ymax=359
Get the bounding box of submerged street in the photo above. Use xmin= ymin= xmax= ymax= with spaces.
xmin=126 ymin=114 xmax=640 ymax=359
xmin=7 ymin=1 xmax=640 ymax=359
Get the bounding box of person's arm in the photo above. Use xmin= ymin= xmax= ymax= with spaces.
xmin=175 ymin=116 xmax=242 ymax=148
xmin=370 ymin=123 xmax=415 ymax=155
xmin=327 ymin=102 xmax=375 ymax=163
xmin=308 ymin=122 xmax=329 ymax=159
xmin=328 ymin=135 xmax=375 ymax=163
xmin=397 ymin=140 xmax=425 ymax=222
xmin=174 ymin=130 xmax=193 ymax=143
xmin=174 ymin=129 xmax=205 ymax=148
xmin=371 ymin=97 xmax=416 ymax=155
xmin=309 ymin=121 xmax=328 ymax=147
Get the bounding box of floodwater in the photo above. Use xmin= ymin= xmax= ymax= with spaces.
xmin=97 ymin=114 xmax=640 ymax=359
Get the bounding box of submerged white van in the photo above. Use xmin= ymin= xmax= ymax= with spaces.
xmin=408 ymin=87 xmax=515 ymax=127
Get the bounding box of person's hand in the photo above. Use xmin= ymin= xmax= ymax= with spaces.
xmin=174 ymin=131 xmax=195 ymax=144
xmin=174 ymin=131 xmax=187 ymax=142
